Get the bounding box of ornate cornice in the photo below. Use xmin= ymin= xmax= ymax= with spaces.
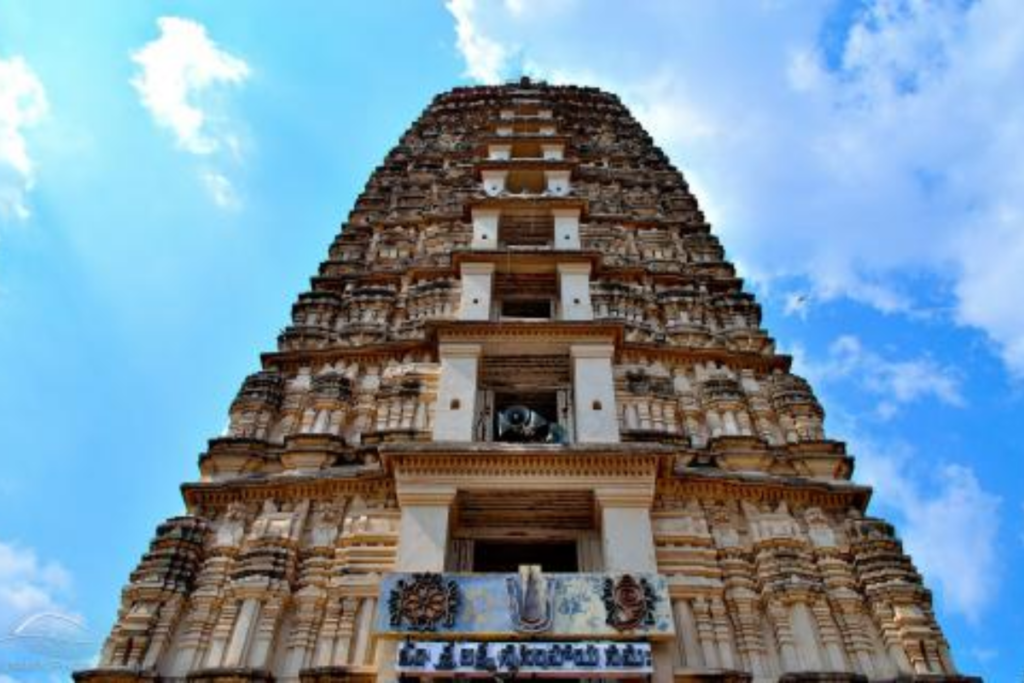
xmin=619 ymin=344 xmax=791 ymax=373
xmin=260 ymin=341 xmax=431 ymax=371
xmin=474 ymin=159 xmax=577 ymax=175
xmin=181 ymin=467 xmax=393 ymax=512
xmin=450 ymin=248 xmax=600 ymax=270
xmin=431 ymin=319 xmax=622 ymax=347
xmin=381 ymin=442 xmax=668 ymax=487
xmin=658 ymin=468 xmax=872 ymax=512
xmin=463 ymin=194 xmax=587 ymax=218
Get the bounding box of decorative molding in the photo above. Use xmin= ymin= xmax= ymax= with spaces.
xmin=385 ymin=449 xmax=663 ymax=486
xmin=570 ymin=342 xmax=616 ymax=359
xmin=181 ymin=471 xmax=392 ymax=512
xmin=658 ymin=469 xmax=871 ymax=511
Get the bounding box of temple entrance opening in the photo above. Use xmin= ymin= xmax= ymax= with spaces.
xmin=472 ymin=540 xmax=579 ymax=572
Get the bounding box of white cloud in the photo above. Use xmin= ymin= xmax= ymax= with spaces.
xmin=443 ymin=0 xmax=1024 ymax=377
xmin=131 ymin=17 xmax=249 ymax=155
xmin=0 ymin=56 xmax=48 ymax=221
xmin=131 ymin=17 xmax=249 ymax=208
xmin=0 ymin=541 xmax=72 ymax=629
xmin=201 ymin=170 xmax=239 ymax=210
xmin=446 ymin=0 xmax=513 ymax=84
xmin=796 ymin=334 xmax=964 ymax=418
xmin=853 ymin=439 xmax=1001 ymax=623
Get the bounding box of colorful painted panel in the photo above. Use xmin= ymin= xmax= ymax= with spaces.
xmin=376 ymin=572 xmax=674 ymax=640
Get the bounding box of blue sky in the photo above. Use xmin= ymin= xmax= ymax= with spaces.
xmin=0 ymin=1 xmax=1021 ymax=680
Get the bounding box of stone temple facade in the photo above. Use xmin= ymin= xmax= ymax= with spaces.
xmin=77 ymin=79 xmax=976 ymax=683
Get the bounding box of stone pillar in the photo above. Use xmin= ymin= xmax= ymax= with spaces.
xmin=553 ymin=207 xmax=580 ymax=249
xmin=311 ymin=595 xmax=345 ymax=668
xmin=594 ymin=488 xmax=671 ymax=683
xmin=432 ymin=344 xmax=481 ymax=442
xmin=598 ymin=500 xmax=657 ymax=572
xmin=223 ymin=596 xmax=259 ymax=667
xmin=393 ymin=485 xmax=456 ymax=571
xmin=673 ymin=598 xmax=704 ymax=668
xmin=247 ymin=594 xmax=284 ymax=668
xmin=458 ymin=262 xmax=494 ymax=321
xmin=558 ymin=262 xmax=593 ymax=321
xmin=332 ymin=596 xmax=359 ymax=666
xmin=471 ymin=207 xmax=499 ymax=249
xmin=571 ymin=344 xmax=619 ymax=443
xmin=768 ymin=598 xmax=801 ymax=672
xmin=351 ymin=597 xmax=378 ymax=665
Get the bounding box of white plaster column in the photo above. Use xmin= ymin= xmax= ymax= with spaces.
xmin=481 ymin=169 xmax=507 ymax=196
xmin=558 ymin=262 xmax=593 ymax=320
xmin=571 ymin=344 xmax=619 ymax=443
xmin=487 ymin=144 xmax=511 ymax=160
xmin=541 ymin=143 xmax=564 ymax=160
xmin=458 ymin=262 xmax=494 ymax=321
xmin=597 ymin=487 xmax=670 ymax=683
xmin=545 ymin=169 xmax=571 ymax=196
xmin=394 ymin=485 xmax=457 ymax=570
xmin=470 ymin=207 xmax=499 ymax=249
xmin=553 ymin=208 xmax=581 ymax=249
xmin=432 ymin=344 xmax=481 ymax=441
xmin=377 ymin=486 xmax=456 ymax=683
xmin=596 ymin=487 xmax=657 ymax=572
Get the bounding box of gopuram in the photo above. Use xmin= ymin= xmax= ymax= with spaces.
xmin=77 ymin=79 xmax=976 ymax=683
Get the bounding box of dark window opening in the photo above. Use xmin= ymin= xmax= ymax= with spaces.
xmin=493 ymin=390 xmax=562 ymax=443
xmin=473 ymin=540 xmax=578 ymax=572
xmin=500 ymin=298 xmax=552 ymax=320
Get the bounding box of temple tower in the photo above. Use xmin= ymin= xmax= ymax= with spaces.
xmin=77 ymin=79 xmax=975 ymax=683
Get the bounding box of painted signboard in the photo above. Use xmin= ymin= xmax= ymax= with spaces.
xmin=395 ymin=640 xmax=654 ymax=678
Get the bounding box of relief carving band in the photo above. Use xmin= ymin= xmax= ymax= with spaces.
xmin=602 ymin=574 xmax=657 ymax=631
xmin=388 ymin=573 xmax=460 ymax=631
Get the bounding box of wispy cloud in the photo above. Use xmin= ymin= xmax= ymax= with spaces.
xmin=131 ymin=17 xmax=249 ymax=208
xmin=201 ymin=170 xmax=239 ymax=210
xmin=442 ymin=0 xmax=1024 ymax=378
xmin=803 ymin=334 xmax=965 ymax=418
xmin=0 ymin=55 xmax=48 ymax=221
